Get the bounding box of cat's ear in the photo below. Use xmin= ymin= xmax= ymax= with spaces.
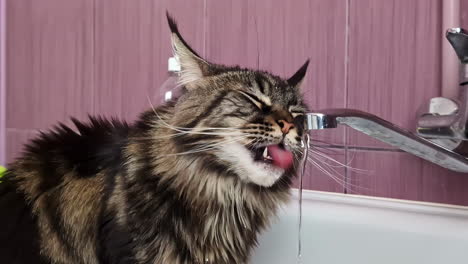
xmin=166 ymin=12 xmax=212 ymax=89
xmin=287 ymin=59 xmax=310 ymax=89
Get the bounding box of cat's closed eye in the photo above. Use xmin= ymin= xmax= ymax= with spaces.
xmin=238 ymin=90 xmax=268 ymax=110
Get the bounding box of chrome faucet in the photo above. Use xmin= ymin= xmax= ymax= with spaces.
xmin=416 ymin=28 xmax=468 ymax=150
xmin=304 ymin=28 xmax=468 ymax=173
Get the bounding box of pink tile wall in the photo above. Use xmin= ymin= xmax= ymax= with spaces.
xmin=0 ymin=0 xmax=5 ymax=165
xmin=462 ymin=0 xmax=468 ymax=29
xmin=5 ymin=0 xmax=94 ymax=163
xmin=5 ymin=0 xmax=468 ymax=205
xmin=346 ymin=0 xmax=441 ymax=149
xmin=348 ymin=150 xmax=468 ymax=206
xmin=344 ymin=0 xmax=468 ymax=206
xmin=94 ymin=0 xmax=205 ymax=121
xmin=6 ymin=0 xmax=94 ymax=130
xmin=6 ymin=129 xmax=38 ymax=163
xmin=348 ymin=150 xmax=426 ymax=201
xmin=93 ymin=0 xmax=155 ymax=119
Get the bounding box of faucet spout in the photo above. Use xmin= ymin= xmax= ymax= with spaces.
xmin=305 ymin=109 xmax=468 ymax=173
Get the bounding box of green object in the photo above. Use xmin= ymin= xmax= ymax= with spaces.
xmin=0 ymin=166 xmax=6 ymax=183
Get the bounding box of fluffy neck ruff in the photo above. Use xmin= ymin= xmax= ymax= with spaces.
xmin=122 ymin=108 xmax=294 ymax=263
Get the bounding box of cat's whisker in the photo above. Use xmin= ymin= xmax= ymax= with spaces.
xmin=307 ymin=158 xmax=347 ymax=189
xmin=306 ymin=156 xmax=373 ymax=192
xmin=308 ymin=148 xmax=371 ymax=174
xmin=308 ymin=150 xmax=351 ymax=168
xmin=131 ymin=129 xmax=237 ymax=141
xmin=169 ymin=141 xmax=247 ymax=156
xmin=147 ymin=103 xmax=237 ymax=133
xmin=307 ymin=155 xmax=343 ymax=177
xmin=147 ymin=95 xmax=242 ymax=134
xmin=308 ymin=152 xmax=369 ymax=191
xmin=164 ymin=126 xmax=243 ymax=138
xmin=132 ymin=123 xmax=280 ymax=144
xmin=167 ymin=136 xmax=252 ymax=156
xmin=170 ymin=125 xmax=243 ymax=131
xmin=309 ymin=145 xmax=344 ymax=156
xmin=160 ymin=122 xmax=241 ymax=135
xmin=196 ymin=137 xmax=251 ymax=152
xmin=310 ymin=154 xmax=349 ymax=170
xmin=159 ymin=122 xmax=243 ymax=137
xmin=306 ymin=158 xmax=367 ymax=193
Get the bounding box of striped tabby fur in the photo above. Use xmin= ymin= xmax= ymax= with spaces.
xmin=0 ymin=13 xmax=309 ymax=264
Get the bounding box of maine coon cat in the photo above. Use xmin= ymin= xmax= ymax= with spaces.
xmin=0 ymin=13 xmax=309 ymax=264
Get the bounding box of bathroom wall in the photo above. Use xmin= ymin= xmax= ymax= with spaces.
xmin=4 ymin=0 xmax=468 ymax=206
xmin=0 ymin=0 xmax=4 ymax=166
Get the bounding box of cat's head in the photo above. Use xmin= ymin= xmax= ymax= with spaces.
xmin=164 ymin=14 xmax=308 ymax=188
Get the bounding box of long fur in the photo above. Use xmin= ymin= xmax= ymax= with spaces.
xmin=0 ymin=14 xmax=309 ymax=264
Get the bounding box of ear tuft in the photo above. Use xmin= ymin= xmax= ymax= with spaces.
xmin=166 ymin=12 xmax=212 ymax=89
xmin=287 ymin=59 xmax=310 ymax=88
xmin=166 ymin=11 xmax=178 ymax=34
xmin=166 ymin=12 xmax=202 ymax=58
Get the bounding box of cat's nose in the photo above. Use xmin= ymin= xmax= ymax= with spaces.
xmin=277 ymin=120 xmax=295 ymax=134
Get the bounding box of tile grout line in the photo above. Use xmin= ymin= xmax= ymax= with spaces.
xmin=91 ymin=0 xmax=96 ymax=116
xmin=6 ymin=128 xmax=39 ymax=133
xmin=203 ymin=0 xmax=207 ymax=56
xmin=0 ymin=0 xmax=5 ymax=165
xmin=343 ymin=0 xmax=351 ymax=194
xmin=313 ymin=144 xmax=404 ymax=152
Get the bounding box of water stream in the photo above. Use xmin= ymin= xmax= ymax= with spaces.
xmin=297 ymin=134 xmax=310 ymax=263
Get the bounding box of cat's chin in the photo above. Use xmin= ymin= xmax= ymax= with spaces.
xmin=215 ymin=142 xmax=287 ymax=187
xmin=249 ymin=161 xmax=286 ymax=187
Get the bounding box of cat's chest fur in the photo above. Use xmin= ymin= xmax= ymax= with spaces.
xmin=104 ymin=136 xmax=288 ymax=264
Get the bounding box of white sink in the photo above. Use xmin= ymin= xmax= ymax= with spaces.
xmin=251 ymin=190 xmax=468 ymax=264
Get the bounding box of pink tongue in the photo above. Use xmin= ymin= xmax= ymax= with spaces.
xmin=267 ymin=145 xmax=294 ymax=169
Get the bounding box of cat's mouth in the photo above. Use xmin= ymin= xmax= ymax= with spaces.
xmin=250 ymin=144 xmax=294 ymax=169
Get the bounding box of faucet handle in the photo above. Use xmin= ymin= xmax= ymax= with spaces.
xmin=446 ymin=28 xmax=468 ymax=64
